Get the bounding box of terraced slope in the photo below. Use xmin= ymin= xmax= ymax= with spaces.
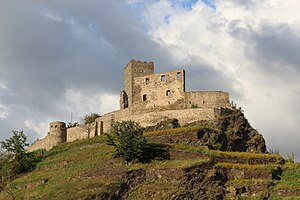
xmin=0 ymin=134 xmax=298 ymax=199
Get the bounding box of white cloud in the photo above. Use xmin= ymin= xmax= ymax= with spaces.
xmin=64 ymin=89 xmax=118 ymax=123
xmin=139 ymin=0 xmax=300 ymax=158
xmin=24 ymin=119 xmax=49 ymax=138
xmin=0 ymin=105 xmax=9 ymax=119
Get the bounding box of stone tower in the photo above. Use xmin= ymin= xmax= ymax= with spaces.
xmin=49 ymin=121 xmax=67 ymax=146
xmin=121 ymin=59 xmax=154 ymax=109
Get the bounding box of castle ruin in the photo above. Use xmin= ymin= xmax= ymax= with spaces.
xmin=28 ymin=60 xmax=231 ymax=151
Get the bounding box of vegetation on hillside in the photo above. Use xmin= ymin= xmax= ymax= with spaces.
xmin=0 ymin=131 xmax=42 ymax=174
xmin=106 ymin=121 xmax=146 ymax=163
xmin=0 ymin=133 xmax=298 ymax=199
xmin=0 ymin=115 xmax=298 ymax=199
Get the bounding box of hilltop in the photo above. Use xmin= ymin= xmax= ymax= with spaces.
xmin=0 ymin=109 xmax=299 ymax=199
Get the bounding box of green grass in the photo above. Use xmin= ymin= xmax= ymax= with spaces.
xmin=0 ymin=136 xmax=123 ymax=199
xmin=225 ymin=179 xmax=273 ymax=187
xmin=215 ymin=162 xmax=280 ymax=171
xmin=128 ymin=158 xmax=209 ymax=171
xmin=274 ymin=163 xmax=300 ymax=190
xmin=0 ymin=134 xmax=294 ymax=199
xmin=169 ymin=143 xmax=283 ymax=163
xmin=0 ymin=136 xmax=209 ymax=199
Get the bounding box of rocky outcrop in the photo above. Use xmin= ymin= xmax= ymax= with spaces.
xmin=180 ymin=108 xmax=267 ymax=153
xmin=214 ymin=108 xmax=266 ymax=153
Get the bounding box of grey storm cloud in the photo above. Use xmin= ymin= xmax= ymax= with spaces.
xmin=0 ymin=1 xmax=232 ymax=141
xmin=249 ymin=24 xmax=300 ymax=73
xmin=228 ymin=21 xmax=300 ymax=76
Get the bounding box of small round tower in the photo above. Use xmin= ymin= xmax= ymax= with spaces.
xmin=49 ymin=121 xmax=67 ymax=145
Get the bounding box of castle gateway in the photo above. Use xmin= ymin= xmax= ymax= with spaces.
xmin=28 ymin=60 xmax=231 ymax=151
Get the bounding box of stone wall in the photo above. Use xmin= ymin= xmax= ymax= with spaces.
xmin=132 ymin=70 xmax=186 ymax=114
xmin=27 ymin=60 xmax=232 ymax=151
xmin=66 ymin=124 xmax=97 ymax=142
xmin=123 ymin=59 xmax=154 ymax=109
xmin=95 ymin=107 xmax=217 ymax=135
xmin=27 ymin=136 xmax=50 ymax=152
xmin=185 ymin=91 xmax=230 ymax=108
xmin=27 ymin=121 xmax=67 ymax=152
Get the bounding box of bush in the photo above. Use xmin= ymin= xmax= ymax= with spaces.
xmin=106 ymin=121 xmax=146 ymax=163
xmin=284 ymin=153 xmax=295 ymax=163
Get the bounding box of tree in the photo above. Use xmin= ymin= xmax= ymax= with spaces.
xmin=1 ymin=131 xmax=41 ymax=174
xmin=0 ymin=131 xmax=28 ymax=156
xmin=67 ymin=122 xmax=79 ymax=128
xmin=82 ymin=113 xmax=101 ymax=125
xmin=106 ymin=121 xmax=146 ymax=163
xmin=82 ymin=113 xmax=101 ymax=138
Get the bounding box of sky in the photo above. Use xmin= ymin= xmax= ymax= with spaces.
xmin=0 ymin=0 xmax=300 ymax=160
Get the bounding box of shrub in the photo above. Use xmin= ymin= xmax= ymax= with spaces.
xmin=283 ymin=153 xmax=295 ymax=163
xmin=106 ymin=121 xmax=146 ymax=163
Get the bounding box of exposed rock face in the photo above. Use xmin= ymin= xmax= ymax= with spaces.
xmin=174 ymin=162 xmax=227 ymax=200
xmin=147 ymin=108 xmax=267 ymax=153
xmin=214 ymin=108 xmax=267 ymax=153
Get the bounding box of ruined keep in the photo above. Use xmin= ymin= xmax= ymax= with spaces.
xmin=28 ymin=60 xmax=231 ymax=151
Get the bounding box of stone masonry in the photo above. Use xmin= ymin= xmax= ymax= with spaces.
xmin=28 ymin=60 xmax=231 ymax=151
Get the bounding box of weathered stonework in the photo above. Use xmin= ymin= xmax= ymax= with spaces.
xmin=28 ymin=60 xmax=231 ymax=151
xmin=27 ymin=121 xmax=66 ymax=151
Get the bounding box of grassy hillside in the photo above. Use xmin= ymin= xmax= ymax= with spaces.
xmin=0 ymin=135 xmax=299 ymax=199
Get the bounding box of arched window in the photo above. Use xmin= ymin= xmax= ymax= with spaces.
xmin=161 ymin=75 xmax=166 ymax=82
xmin=166 ymin=90 xmax=171 ymax=97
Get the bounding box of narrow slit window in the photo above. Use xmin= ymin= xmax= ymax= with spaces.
xmin=176 ymin=72 xmax=182 ymax=79
xmin=145 ymin=78 xmax=149 ymax=84
xmin=161 ymin=75 xmax=166 ymax=82
xmin=143 ymin=94 xmax=147 ymax=101
xmin=166 ymin=90 xmax=171 ymax=97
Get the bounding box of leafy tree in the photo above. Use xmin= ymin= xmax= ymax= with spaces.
xmin=106 ymin=121 xmax=146 ymax=163
xmin=1 ymin=131 xmax=41 ymax=174
xmin=82 ymin=113 xmax=101 ymax=125
xmin=1 ymin=131 xmax=28 ymax=156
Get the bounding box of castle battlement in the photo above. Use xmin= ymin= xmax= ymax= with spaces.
xmin=28 ymin=60 xmax=231 ymax=152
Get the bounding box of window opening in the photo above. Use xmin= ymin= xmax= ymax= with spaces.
xmin=143 ymin=94 xmax=147 ymax=101
xmin=161 ymin=75 xmax=166 ymax=82
xmin=166 ymin=90 xmax=171 ymax=97
xmin=145 ymin=78 xmax=149 ymax=84
xmin=176 ymin=72 xmax=182 ymax=79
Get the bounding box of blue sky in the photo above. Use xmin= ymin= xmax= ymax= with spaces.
xmin=171 ymin=0 xmax=216 ymax=10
